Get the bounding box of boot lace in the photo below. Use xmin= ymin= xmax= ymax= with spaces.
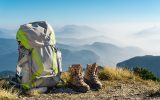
xmin=89 ymin=67 xmax=99 ymax=82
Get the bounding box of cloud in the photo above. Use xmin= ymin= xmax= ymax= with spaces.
xmin=134 ymin=26 xmax=160 ymax=39
xmin=90 ymin=23 xmax=160 ymax=54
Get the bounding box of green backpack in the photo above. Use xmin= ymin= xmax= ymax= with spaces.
xmin=16 ymin=21 xmax=62 ymax=90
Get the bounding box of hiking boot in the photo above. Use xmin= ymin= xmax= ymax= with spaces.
xmin=69 ymin=64 xmax=90 ymax=93
xmin=84 ymin=63 xmax=102 ymax=90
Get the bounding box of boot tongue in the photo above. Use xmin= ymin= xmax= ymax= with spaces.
xmin=74 ymin=64 xmax=82 ymax=75
xmin=70 ymin=64 xmax=82 ymax=76
xmin=92 ymin=63 xmax=97 ymax=75
xmin=89 ymin=63 xmax=98 ymax=81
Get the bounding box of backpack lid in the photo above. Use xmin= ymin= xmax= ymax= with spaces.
xmin=16 ymin=21 xmax=56 ymax=49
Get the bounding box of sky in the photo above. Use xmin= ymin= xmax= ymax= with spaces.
xmin=1 ymin=0 xmax=160 ymax=54
xmin=0 ymin=0 xmax=160 ymax=27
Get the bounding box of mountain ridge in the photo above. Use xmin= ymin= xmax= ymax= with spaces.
xmin=117 ymin=55 xmax=160 ymax=77
xmin=0 ymin=38 xmax=146 ymax=72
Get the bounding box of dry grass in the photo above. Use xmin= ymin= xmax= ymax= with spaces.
xmin=0 ymin=88 xmax=18 ymax=100
xmin=98 ymin=67 xmax=136 ymax=80
xmin=97 ymin=67 xmax=160 ymax=94
xmin=0 ymin=67 xmax=159 ymax=100
xmin=26 ymin=88 xmax=45 ymax=96
xmin=61 ymin=71 xmax=71 ymax=84
xmin=61 ymin=67 xmax=138 ymax=83
xmin=0 ymin=80 xmax=18 ymax=100
xmin=142 ymin=80 xmax=160 ymax=93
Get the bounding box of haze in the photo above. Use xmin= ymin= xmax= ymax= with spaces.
xmin=0 ymin=0 xmax=160 ymax=54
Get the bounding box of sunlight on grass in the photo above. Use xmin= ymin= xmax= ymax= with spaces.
xmin=61 ymin=71 xmax=71 ymax=84
xmin=98 ymin=67 xmax=135 ymax=80
xmin=0 ymin=89 xmax=18 ymax=100
xmin=0 ymin=80 xmax=18 ymax=100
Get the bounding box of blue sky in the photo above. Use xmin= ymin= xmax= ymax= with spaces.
xmin=0 ymin=0 xmax=160 ymax=28
xmin=1 ymin=0 xmax=160 ymax=53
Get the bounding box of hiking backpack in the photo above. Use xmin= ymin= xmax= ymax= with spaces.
xmin=16 ymin=21 xmax=62 ymax=90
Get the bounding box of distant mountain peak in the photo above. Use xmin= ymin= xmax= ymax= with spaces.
xmin=134 ymin=26 xmax=160 ymax=38
xmin=0 ymin=28 xmax=16 ymax=39
xmin=55 ymin=25 xmax=103 ymax=39
xmin=60 ymin=25 xmax=99 ymax=31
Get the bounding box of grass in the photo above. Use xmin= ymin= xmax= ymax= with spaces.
xmin=133 ymin=67 xmax=160 ymax=81
xmin=60 ymin=66 xmax=159 ymax=85
xmin=61 ymin=66 xmax=137 ymax=82
xmin=148 ymin=88 xmax=160 ymax=97
xmin=97 ymin=66 xmax=160 ymax=97
xmin=98 ymin=67 xmax=136 ymax=80
xmin=0 ymin=88 xmax=18 ymax=100
xmin=0 ymin=66 xmax=160 ymax=100
xmin=61 ymin=71 xmax=71 ymax=84
xmin=0 ymin=80 xmax=18 ymax=100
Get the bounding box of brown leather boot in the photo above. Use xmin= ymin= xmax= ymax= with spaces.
xmin=84 ymin=63 xmax=102 ymax=90
xmin=69 ymin=64 xmax=90 ymax=93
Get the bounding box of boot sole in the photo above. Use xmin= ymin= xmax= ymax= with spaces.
xmin=67 ymin=83 xmax=89 ymax=93
xmin=84 ymin=78 xmax=102 ymax=90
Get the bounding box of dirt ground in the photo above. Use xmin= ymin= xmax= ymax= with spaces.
xmin=20 ymin=80 xmax=160 ymax=100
